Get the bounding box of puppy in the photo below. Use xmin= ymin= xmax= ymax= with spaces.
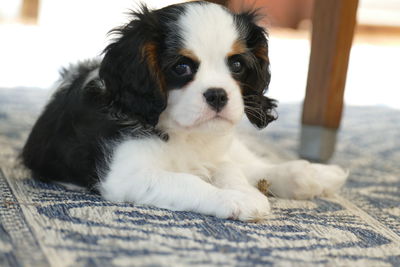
xmin=22 ymin=1 xmax=348 ymax=222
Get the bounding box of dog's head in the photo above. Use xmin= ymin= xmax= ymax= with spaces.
xmin=100 ymin=2 xmax=276 ymax=133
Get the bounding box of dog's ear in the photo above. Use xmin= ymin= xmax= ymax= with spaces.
xmin=99 ymin=6 xmax=166 ymax=126
xmin=236 ymin=11 xmax=277 ymax=129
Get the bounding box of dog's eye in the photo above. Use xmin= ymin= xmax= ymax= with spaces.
xmin=230 ymin=61 xmax=242 ymax=73
xmin=173 ymin=63 xmax=192 ymax=77
xmin=228 ymin=56 xmax=244 ymax=74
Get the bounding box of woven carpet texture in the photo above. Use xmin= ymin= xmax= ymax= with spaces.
xmin=0 ymin=89 xmax=399 ymax=266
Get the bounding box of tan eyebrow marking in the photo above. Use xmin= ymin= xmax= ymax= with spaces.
xmin=253 ymin=45 xmax=269 ymax=62
xmin=179 ymin=48 xmax=200 ymax=62
xmin=228 ymin=40 xmax=247 ymax=57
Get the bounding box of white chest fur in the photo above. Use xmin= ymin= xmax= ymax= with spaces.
xmin=103 ymin=131 xmax=234 ymax=185
xmin=159 ymin=131 xmax=233 ymax=182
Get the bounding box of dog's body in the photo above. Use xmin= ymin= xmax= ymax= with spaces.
xmin=22 ymin=2 xmax=348 ymax=222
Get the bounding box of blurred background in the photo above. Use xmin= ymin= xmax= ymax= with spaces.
xmin=0 ymin=0 xmax=399 ymax=109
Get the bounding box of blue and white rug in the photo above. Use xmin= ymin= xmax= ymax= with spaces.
xmin=1 ymin=89 xmax=399 ymax=266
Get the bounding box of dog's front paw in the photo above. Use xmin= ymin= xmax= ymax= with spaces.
xmin=214 ymin=189 xmax=271 ymax=222
xmin=267 ymin=160 xmax=348 ymax=200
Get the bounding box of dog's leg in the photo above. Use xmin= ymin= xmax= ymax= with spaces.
xmin=212 ymin=162 xmax=271 ymax=222
xmin=99 ymin=139 xmax=267 ymax=221
xmin=101 ymin=169 xmax=245 ymax=219
xmin=231 ymin=138 xmax=348 ymax=199
xmin=245 ymin=160 xmax=348 ymax=200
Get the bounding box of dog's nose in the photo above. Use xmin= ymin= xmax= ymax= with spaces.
xmin=203 ymin=88 xmax=228 ymax=112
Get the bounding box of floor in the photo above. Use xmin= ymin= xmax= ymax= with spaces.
xmin=1 ymin=89 xmax=399 ymax=266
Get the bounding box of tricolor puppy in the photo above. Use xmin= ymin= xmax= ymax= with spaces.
xmin=22 ymin=1 xmax=348 ymax=222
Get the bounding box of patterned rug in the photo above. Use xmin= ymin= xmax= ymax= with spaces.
xmin=1 ymin=89 xmax=399 ymax=267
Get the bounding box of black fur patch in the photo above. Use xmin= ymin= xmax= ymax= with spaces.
xmin=22 ymin=4 xmax=191 ymax=189
xmin=234 ymin=11 xmax=277 ymax=129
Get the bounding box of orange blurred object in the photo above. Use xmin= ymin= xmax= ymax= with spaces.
xmin=228 ymin=0 xmax=314 ymax=29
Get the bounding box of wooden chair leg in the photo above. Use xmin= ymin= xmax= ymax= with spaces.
xmin=300 ymin=0 xmax=359 ymax=162
xmin=20 ymin=0 xmax=40 ymax=23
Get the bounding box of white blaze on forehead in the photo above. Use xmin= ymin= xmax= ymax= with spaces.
xmin=178 ymin=3 xmax=239 ymax=61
